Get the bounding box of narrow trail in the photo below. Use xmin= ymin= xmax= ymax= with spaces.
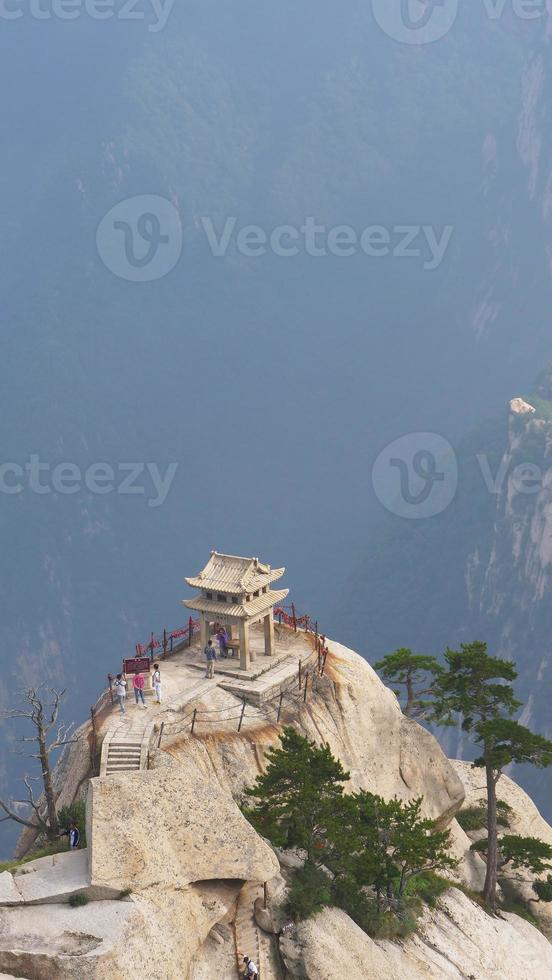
xmin=233 ymin=882 xmax=281 ymax=979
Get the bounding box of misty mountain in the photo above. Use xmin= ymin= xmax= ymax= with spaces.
xmin=1 ymin=3 xmax=552 ymax=852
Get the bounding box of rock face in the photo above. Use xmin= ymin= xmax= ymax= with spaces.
xmin=0 ymin=850 xmax=119 ymax=907
xmin=162 ymin=640 xmax=465 ymax=827
xmin=88 ymin=756 xmax=279 ymax=893
xmin=0 ymin=882 xmax=240 ymax=980
xmin=510 ymin=397 xmax=536 ymax=415
xmin=280 ymin=890 xmax=552 ymax=980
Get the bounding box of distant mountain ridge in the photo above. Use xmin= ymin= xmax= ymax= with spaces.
xmin=336 ymin=375 xmax=552 ymax=817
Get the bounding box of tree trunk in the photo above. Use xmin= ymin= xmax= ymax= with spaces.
xmin=483 ymin=755 xmax=498 ymax=907
xmin=405 ymin=675 xmax=415 ymax=717
xmin=38 ymin=729 xmax=59 ymax=837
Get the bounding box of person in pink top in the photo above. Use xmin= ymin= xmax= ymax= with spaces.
xmin=132 ymin=671 xmax=146 ymax=707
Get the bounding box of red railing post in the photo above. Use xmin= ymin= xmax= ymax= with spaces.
xmin=189 ymin=616 xmax=193 ymax=646
xmin=108 ymin=674 xmax=114 ymax=704
xmin=162 ymin=629 xmax=168 ymax=659
xmin=292 ymin=603 xmax=297 ymax=632
xmin=303 ymin=672 xmax=309 ymax=703
xmin=298 ymin=660 xmax=302 ymax=690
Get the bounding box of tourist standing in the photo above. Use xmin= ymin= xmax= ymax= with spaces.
xmin=114 ymin=673 xmax=127 ymax=714
xmin=133 ymin=671 xmax=146 ymax=707
xmin=152 ymin=663 xmax=162 ymax=703
xmin=204 ymin=639 xmax=217 ymax=679
xmin=68 ymin=822 xmax=80 ymax=850
xmin=242 ymin=955 xmax=259 ymax=978
xmin=217 ymin=627 xmax=228 ymax=658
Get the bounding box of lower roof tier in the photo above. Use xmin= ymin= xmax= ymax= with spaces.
xmin=183 ymin=588 xmax=289 ymax=621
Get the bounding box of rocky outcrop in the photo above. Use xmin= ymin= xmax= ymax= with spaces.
xmin=0 ymin=850 xmax=118 ymax=906
xmin=0 ymin=882 xmax=240 ymax=980
xmin=510 ymin=397 xmax=536 ymax=416
xmin=1 ymin=637 xmax=550 ymax=978
xmin=280 ymin=889 xmax=552 ymax=980
xmin=162 ymin=640 xmax=465 ymax=828
xmin=88 ymin=755 xmax=279 ymax=893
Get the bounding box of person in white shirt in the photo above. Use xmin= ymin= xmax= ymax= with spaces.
xmin=152 ymin=663 xmax=162 ymax=703
xmin=114 ymin=674 xmax=127 ymax=714
xmin=243 ymin=955 xmax=258 ymax=977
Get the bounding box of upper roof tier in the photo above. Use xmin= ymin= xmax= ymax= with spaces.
xmin=185 ymin=551 xmax=286 ymax=595
xmin=184 ymin=588 xmax=289 ymax=620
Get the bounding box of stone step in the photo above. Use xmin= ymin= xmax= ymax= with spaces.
xmin=106 ymin=765 xmax=141 ymax=773
xmin=107 ymin=757 xmax=141 ymax=764
xmin=107 ymin=755 xmax=140 ymax=766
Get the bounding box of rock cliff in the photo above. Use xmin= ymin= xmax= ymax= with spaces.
xmin=0 ymin=638 xmax=550 ymax=979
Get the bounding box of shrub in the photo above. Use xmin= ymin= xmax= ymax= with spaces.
xmin=456 ymin=799 xmax=512 ymax=833
xmin=456 ymin=806 xmax=487 ymax=832
xmin=69 ymin=892 xmax=89 ymax=907
xmin=405 ymin=871 xmax=450 ymax=908
xmin=286 ymin=862 xmax=333 ymax=920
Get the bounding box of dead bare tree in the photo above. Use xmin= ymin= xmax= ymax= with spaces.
xmin=0 ymin=686 xmax=79 ymax=840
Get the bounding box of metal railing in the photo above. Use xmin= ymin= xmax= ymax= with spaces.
xmin=155 ymin=625 xmax=330 ymax=747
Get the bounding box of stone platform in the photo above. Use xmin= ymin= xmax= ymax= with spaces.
xmin=176 ymin=622 xmax=315 ymax=703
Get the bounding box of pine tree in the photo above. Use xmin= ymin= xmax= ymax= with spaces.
xmin=472 ymin=834 xmax=552 ymax=877
xmin=431 ymin=642 xmax=552 ymax=908
xmin=374 ymin=648 xmax=441 ymax=718
xmin=243 ymin=726 xmax=350 ymax=861
xmin=344 ymin=793 xmax=456 ymax=910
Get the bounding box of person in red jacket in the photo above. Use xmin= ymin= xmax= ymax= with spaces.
xmin=133 ymin=671 xmax=147 ymax=707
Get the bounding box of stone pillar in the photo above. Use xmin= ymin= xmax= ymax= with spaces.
xmin=239 ymin=621 xmax=250 ymax=671
xmin=200 ymin=615 xmax=209 ymax=651
xmin=264 ymin=612 xmax=275 ymax=656
xmin=250 ymin=623 xmax=257 ymax=664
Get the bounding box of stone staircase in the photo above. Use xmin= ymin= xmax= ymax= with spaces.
xmin=104 ymin=740 xmax=142 ymax=775
xmin=234 ymin=882 xmax=279 ymax=979
xmin=99 ymin=722 xmax=154 ymax=777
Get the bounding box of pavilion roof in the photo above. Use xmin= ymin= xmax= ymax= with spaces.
xmin=185 ymin=551 xmax=285 ymax=594
xmin=183 ymin=588 xmax=289 ymax=620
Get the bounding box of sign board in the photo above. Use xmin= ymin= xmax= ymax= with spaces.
xmin=123 ymin=657 xmax=151 ymax=675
